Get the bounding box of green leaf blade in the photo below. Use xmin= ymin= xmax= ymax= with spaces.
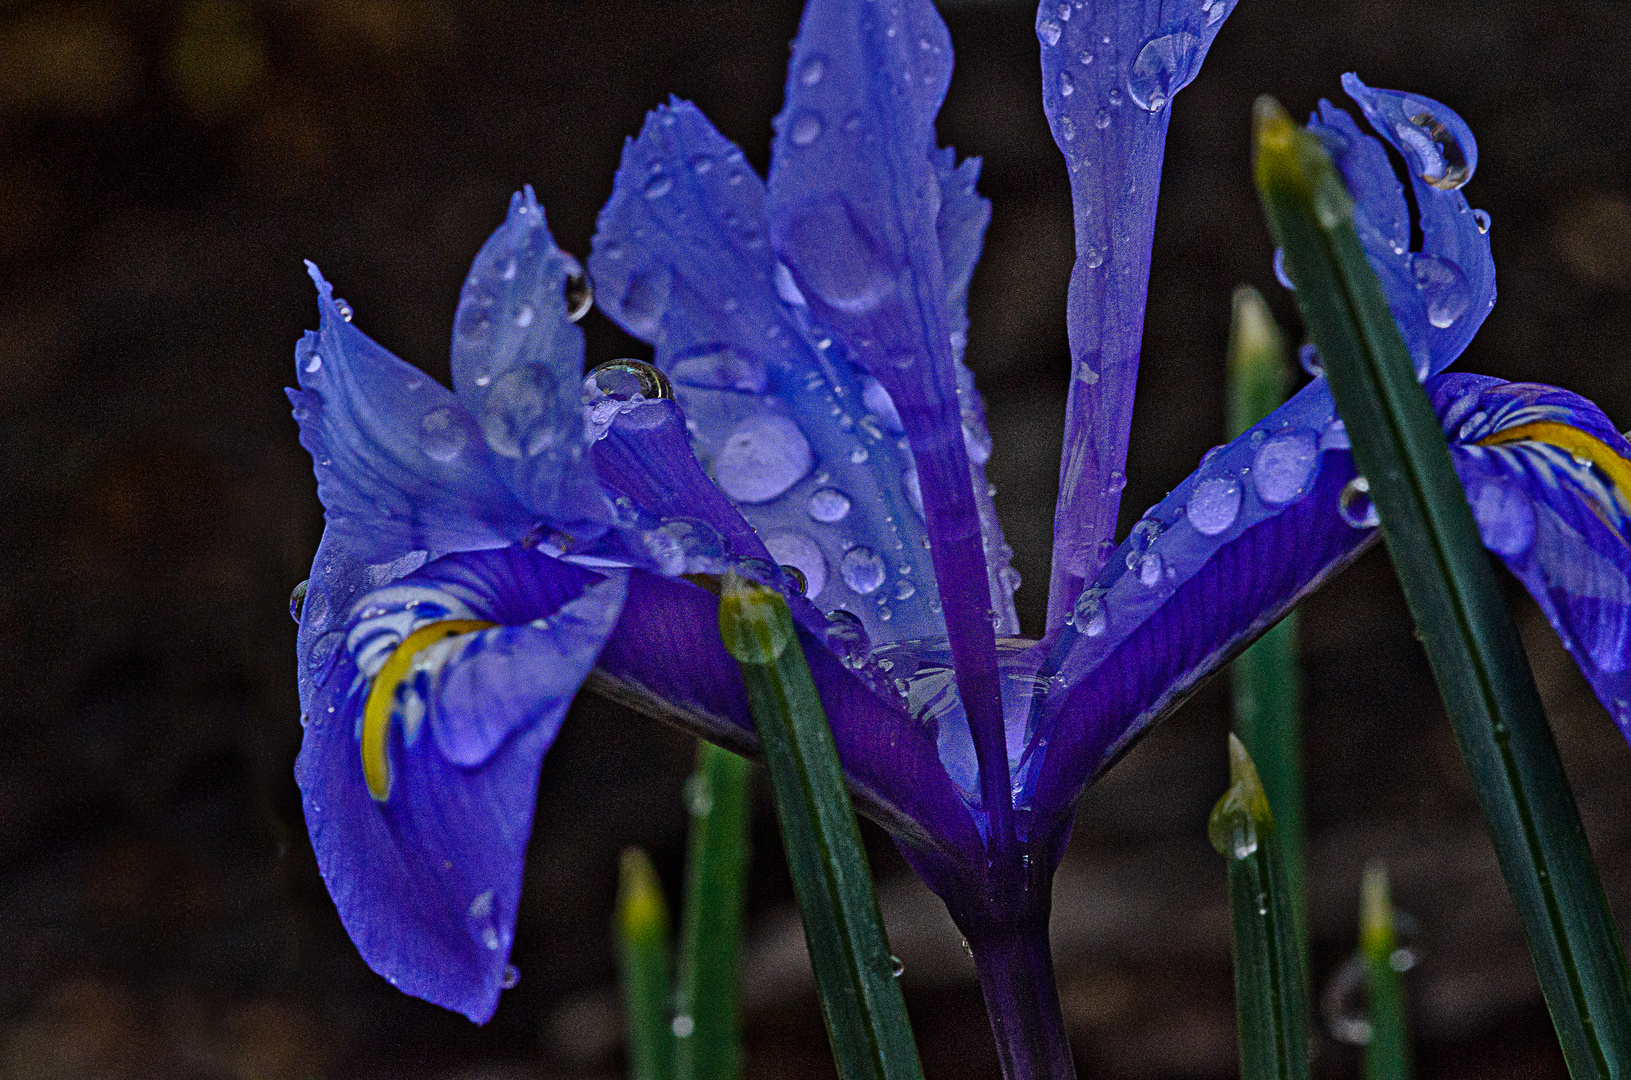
xmin=617 ymin=847 xmax=676 ymax=1080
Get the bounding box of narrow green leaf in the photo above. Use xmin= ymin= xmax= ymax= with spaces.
xmin=675 ymin=741 xmax=753 ymax=1080
xmin=717 ymin=572 xmax=925 ymax=1080
xmin=1227 ymin=285 xmax=1308 ymax=975
xmin=617 ymin=847 xmax=675 ymax=1080
xmin=1360 ymin=861 xmax=1412 ymax=1080
xmin=1253 ymin=96 xmax=1631 ymax=1079
xmin=1210 ymin=734 xmax=1311 ymax=1080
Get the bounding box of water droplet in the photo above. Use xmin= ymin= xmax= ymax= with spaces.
xmin=687 ymin=154 xmax=715 ymax=176
xmin=1072 ymin=586 xmax=1108 ymax=637
xmin=1298 ymin=342 xmax=1323 ymax=377
xmin=1186 ymin=476 xmax=1242 ymax=535
xmin=1471 ymin=478 xmax=1535 ymax=556
xmin=1084 ymin=246 xmax=1105 ymax=269
xmin=841 ymin=546 xmax=886 ymax=595
xmin=467 ymin=889 xmax=503 ymax=951
xmin=1108 ymin=88 xmax=1122 ymax=107
xmin=480 ymin=365 xmax=560 ymax=458
xmin=672 ymin=1015 xmax=695 ymax=1038
xmin=1252 ymin=430 xmax=1318 ymax=505
xmin=1322 ymin=954 xmax=1372 ymax=1045
xmin=565 ymin=270 xmax=593 ymax=322
xmin=289 ymin=579 xmax=309 ymax=623
xmin=781 ymin=564 xmax=808 ymax=595
xmin=781 ymin=198 xmax=896 ymax=315
xmin=1339 ymin=476 xmax=1380 ymax=528
xmin=894 ymin=579 xmax=917 ymax=601
xmin=808 ymin=487 xmax=852 ymax=523
xmin=714 ymin=414 xmax=814 ymax=504
xmin=1395 ymin=110 xmax=1470 ymax=190
xmin=1138 ymin=551 xmax=1163 ymax=586
xmin=1127 ymin=32 xmax=1198 ymax=112
xmin=586 ymin=359 xmax=673 ymax=415
xmin=1472 ymin=208 xmax=1491 ymax=234
xmin=1320 ymin=417 xmax=1351 ymax=452
xmin=764 ymin=530 xmax=827 ymax=597
xmin=684 ymin=772 xmax=713 ymax=816
xmin=774 ymin=261 xmax=808 ymax=307
xmin=1273 ymin=247 xmax=1295 ymax=290
xmin=850 ymin=445 xmax=869 ymax=465
xmin=335 ymin=299 xmax=354 ymax=322
xmin=799 ymin=54 xmax=826 ymax=86
xmin=512 ymin=303 xmax=535 ymax=328
xmin=644 ymin=173 xmax=674 ymax=199
xmin=788 ymin=110 xmax=824 ymax=147
xmin=824 ymin=610 xmax=870 ymax=667
xmin=1036 ymin=17 xmax=1062 ymax=46
xmin=1000 ymin=565 xmax=1022 ymax=595
xmin=902 ymin=467 xmax=924 ymax=517
xmin=1094 ymin=108 xmax=1110 ymax=130
xmin=1256 ymin=891 xmax=1269 ymax=915
xmin=862 ymin=379 xmax=904 ymax=433
xmin=643 ymin=518 xmax=729 ymax=576
xmin=890 ymin=955 xmax=905 ymax=977
xmin=963 ymin=421 xmax=993 ymax=465
xmin=1124 ymin=517 xmax=1164 ymax=570
xmin=1058 ymin=70 xmax=1075 ymax=97
xmin=669 ymin=346 xmax=768 ymax=394
xmin=419 ymin=405 xmax=470 ymax=462
xmin=501 ymin=965 xmax=520 ymax=989
xmin=619 ymin=270 xmax=666 ymax=335
xmin=304 ymin=353 xmax=322 ymax=374
xmin=1410 ymin=254 xmax=1471 ymax=328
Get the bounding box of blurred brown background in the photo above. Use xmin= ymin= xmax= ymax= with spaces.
xmin=2 ymin=1 xmax=1629 ymax=1078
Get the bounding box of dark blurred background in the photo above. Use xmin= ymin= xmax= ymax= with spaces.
xmin=2 ymin=1 xmax=1629 ymax=1077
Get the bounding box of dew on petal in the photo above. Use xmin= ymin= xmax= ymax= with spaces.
xmin=289 ymin=579 xmax=309 ymax=623
xmin=419 ymin=405 xmax=469 ymax=463
xmin=1252 ymin=430 xmax=1318 ymax=505
xmin=1127 ymin=31 xmax=1199 ymax=112
xmin=644 ymin=173 xmax=674 ymax=200
xmin=1394 ymin=109 xmax=1470 ymax=190
xmin=824 ymin=609 xmax=870 ymax=667
xmin=564 ymin=269 xmax=594 ymax=322
xmin=619 ymin=270 xmax=666 ymax=336
xmin=841 ymin=546 xmax=886 ymax=595
xmin=788 ymin=110 xmax=824 ymax=147
xmin=1471 ymin=478 xmax=1535 ymax=556
xmin=1071 ymin=586 xmax=1108 ymax=637
xmin=669 ymin=346 xmax=768 ymax=393
xmin=1472 ymin=208 xmax=1491 ymax=235
xmin=1186 ymin=476 xmax=1242 ymax=536
xmin=1410 ymin=254 xmax=1471 ymax=328
xmin=764 ymin=530 xmax=828 ymax=598
xmin=807 ymin=486 xmax=852 ymax=523
xmin=1339 ymin=476 xmax=1380 ymax=528
xmin=1138 ymin=551 xmax=1163 ymax=586
xmin=1036 ymin=17 xmax=1062 ymax=46
xmin=481 ymin=366 xmax=556 ymax=458
xmin=799 ymin=54 xmax=826 ymax=86
xmin=714 ymin=414 xmax=814 ymax=504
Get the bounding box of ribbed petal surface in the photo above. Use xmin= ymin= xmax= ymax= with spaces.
xmin=296 ymin=547 xmax=625 ymax=1022
xmin=1038 ymin=0 xmax=1239 ymax=630
xmin=1435 ymin=374 xmax=1631 ymax=736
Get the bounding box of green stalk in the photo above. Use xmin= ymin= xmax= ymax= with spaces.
xmin=617 ymin=847 xmax=675 ymax=1080
xmin=717 ymin=572 xmax=925 ymax=1080
xmin=1210 ymin=734 xmax=1311 ymax=1080
xmin=675 ymin=742 xmax=754 ymax=1080
xmin=1360 ymin=861 xmax=1412 ymax=1080
xmin=1226 ymin=285 xmax=1308 ymax=974
xmin=1253 ymin=96 xmax=1631 ymax=1079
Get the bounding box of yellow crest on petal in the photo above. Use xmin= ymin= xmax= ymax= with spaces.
xmin=361 ymin=619 xmax=495 ymax=801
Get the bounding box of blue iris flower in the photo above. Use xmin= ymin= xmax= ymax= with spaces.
xmin=289 ymin=0 xmax=1631 ymax=1043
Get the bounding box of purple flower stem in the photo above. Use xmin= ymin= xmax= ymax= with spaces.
xmin=966 ymin=916 xmax=1077 ymax=1080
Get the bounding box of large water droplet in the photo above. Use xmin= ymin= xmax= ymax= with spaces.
xmin=841 ymin=546 xmax=886 ymax=595
xmin=564 ymin=269 xmax=594 ymax=322
xmin=1127 ymin=31 xmax=1199 ymax=112
xmin=289 ymin=579 xmax=309 ymax=623
xmin=808 ymin=486 xmax=852 ymax=523
xmin=788 ymin=110 xmax=824 ymax=147
xmin=763 ymin=530 xmax=828 ymax=598
xmin=862 ymin=379 xmax=904 ymax=433
xmin=799 ymin=54 xmax=826 ymax=86
xmin=1036 ymin=17 xmax=1062 ymax=46
xmin=1471 ymin=478 xmax=1535 ymax=556
xmin=1338 ymin=476 xmax=1380 ymax=528
xmin=481 ymin=365 xmax=559 ymax=458
xmin=714 ymin=414 xmax=814 ymax=504
xmin=1124 ymin=517 xmax=1164 ymax=570
xmin=644 ymin=173 xmax=674 ymax=200
xmin=1252 ymin=430 xmax=1318 ymax=505
xmin=1410 ymin=254 xmax=1471 ymax=328
xmin=1186 ymin=476 xmax=1242 ymax=536
xmin=419 ymin=405 xmax=469 ymax=462
xmin=780 ymin=198 xmax=897 ymax=315
xmin=1071 ymin=586 xmax=1108 ymax=637
xmin=1137 ymin=551 xmax=1163 ymax=586
xmin=1394 ymin=110 xmax=1470 ymax=190
xmin=824 ymin=609 xmax=870 ymax=667
xmin=669 ymin=346 xmax=768 ymax=394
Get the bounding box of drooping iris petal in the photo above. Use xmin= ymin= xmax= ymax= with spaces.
xmin=589 ymin=99 xmax=1016 ymax=642
xmin=289 ymin=263 xmax=535 ymax=569
xmin=1038 ymin=0 xmax=1240 ymax=631
xmin=1311 ymin=77 xmax=1495 ymax=379
xmin=296 ymin=546 xmax=625 ymax=1023
xmin=593 ymin=568 xmax=985 ymax=859
xmin=765 ymin=0 xmax=1017 ymax=823
xmin=450 ymin=187 xmax=610 ymax=538
xmin=1435 ymin=374 xmax=1631 ymax=735
xmin=1030 ymin=379 xmax=1371 ymax=827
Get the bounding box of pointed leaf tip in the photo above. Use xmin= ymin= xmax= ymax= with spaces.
xmin=717 ymin=571 xmax=793 ymax=665
xmin=1227 ymin=285 xmax=1292 ymax=437
xmin=617 ymin=847 xmax=670 ymax=942
xmin=1360 ymin=859 xmax=1394 ymax=952
xmin=1211 ymin=734 xmax=1276 ymax=857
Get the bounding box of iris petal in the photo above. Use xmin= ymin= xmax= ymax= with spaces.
xmin=1434 ymin=374 xmax=1631 ymax=735
xmin=1038 ymin=0 xmax=1240 ymax=631
xmin=1311 ymin=77 xmax=1495 ymax=379
xmin=296 ymin=546 xmax=624 ymax=1023
xmin=289 ymin=263 xmax=535 ymax=568
xmin=450 ymin=187 xmax=611 ymax=537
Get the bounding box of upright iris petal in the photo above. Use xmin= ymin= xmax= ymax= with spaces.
xmin=1038 ymin=0 xmax=1239 ymax=630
